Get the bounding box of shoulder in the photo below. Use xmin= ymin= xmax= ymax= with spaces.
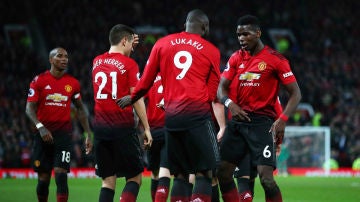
xmin=124 ymin=56 xmax=139 ymax=68
xmin=263 ymin=46 xmax=288 ymax=61
xmin=30 ymin=71 xmax=47 ymax=83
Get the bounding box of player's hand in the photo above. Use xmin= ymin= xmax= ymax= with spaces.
xmin=143 ymin=129 xmax=153 ymax=149
xmin=269 ymin=118 xmax=286 ymax=145
xmin=217 ymin=127 xmax=225 ymax=142
xmin=84 ymin=132 xmax=93 ymax=155
xmin=116 ymin=95 xmax=132 ymax=109
xmin=229 ymin=102 xmax=251 ymax=122
xmin=132 ymin=34 xmax=139 ymax=51
xmin=39 ymin=127 xmax=54 ymax=144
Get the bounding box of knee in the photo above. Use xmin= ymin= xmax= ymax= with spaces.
xmin=216 ymin=162 xmax=234 ymax=183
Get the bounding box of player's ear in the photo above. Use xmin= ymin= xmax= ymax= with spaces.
xmin=257 ymin=30 xmax=262 ymax=38
xmin=121 ymin=37 xmax=127 ymax=47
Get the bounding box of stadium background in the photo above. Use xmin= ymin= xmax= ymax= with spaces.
xmin=0 ymin=0 xmax=359 ymax=171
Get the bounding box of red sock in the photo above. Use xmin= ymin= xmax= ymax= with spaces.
xmin=120 ymin=192 xmax=136 ymax=202
xmin=120 ymin=181 xmax=139 ymax=202
xmin=220 ymin=181 xmax=240 ymax=202
xmin=56 ymin=193 xmax=68 ymax=202
xmin=155 ymin=185 xmax=170 ymax=202
xmin=222 ymin=188 xmax=240 ymax=202
xmin=239 ymin=191 xmax=253 ymax=202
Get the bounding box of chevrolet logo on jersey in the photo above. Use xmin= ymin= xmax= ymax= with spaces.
xmin=239 ymin=72 xmax=261 ymax=81
xmin=46 ymin=93 xmax=68 ymax=102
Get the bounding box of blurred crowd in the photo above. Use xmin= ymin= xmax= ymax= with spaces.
xmin=0 ymin=0 xmax=359 ymax=169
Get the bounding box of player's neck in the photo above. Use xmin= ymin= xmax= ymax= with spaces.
xmin=250 ymin=41 xmax=264 ymax=56
xmin=109 ymin=46 xmax=129 ymax=57
xmin=50 ymin=68 xmax=65 ymax=78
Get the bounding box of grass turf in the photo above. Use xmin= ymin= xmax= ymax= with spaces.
xmin=0 ymin=176 xmax=359 ymax=201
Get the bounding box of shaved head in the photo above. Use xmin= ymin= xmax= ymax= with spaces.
xmin=49 ymin=47 xmax=66 ymax=59
xmin=186 ymin=9 xmax=209 ymax=24
xmin=185 ymin=9 xmax=209 ymax=36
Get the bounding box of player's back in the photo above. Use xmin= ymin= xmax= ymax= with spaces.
xmin=152 ymin=31 xmax=221 ymax=129
xmin=92 ymin=52 xmax=139 ymax=129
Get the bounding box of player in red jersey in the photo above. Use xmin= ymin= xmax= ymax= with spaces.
xmin=144 ymin=74 xmax=172 ymax=202
xmin=233 ymin=97 xmax=284 ymax=202
xmin=118 ymin=9 xmax=221 ymax=202
xmin=216 ymin=15 xmax=301 ymax=202
xmin=25 ymin=47 xmax=93 ymax=202
xmin=92 ymin=24 xmax=152 ymax=202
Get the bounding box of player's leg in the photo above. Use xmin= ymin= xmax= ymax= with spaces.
xmin=120 ymin=132 xmax=145 ymax=202
xmin=155 ymin=167 xmax=171 ymax=202
xmin=32 ymin=133 xmax=52 ymax=202
xmin=53 ymin=133 xmax=72 ymax=202
xmin=250 ymin=116 xmax=282 ymax=202
xmin=234 ymin=153 xmax=255 ymax=202
xmin=208 ymin=120 xmax=221 ymax=202
xmin=94 ymin=138 xmax=116 ymax=202
xmin=211 ymin=176 xmax=220 ymax=202
xmin=217 ymin=120 xmax=245 ymax=202
xmin=155 ymin=137 xmax=172 ymax=202
xmin=166 ymin=130 xmax=192 ymax=201
xmin=37 ymin=172 xmax=51 ymax=202
xmin=151 ymin=169 xmax=160 ymax=201
xmin=148 ymin=129 xmax=171 ymax=202
xmin=146 ymin=133 xmax=161 ymax=201
xmin=188 ymin=120 xmax=218 ymax=202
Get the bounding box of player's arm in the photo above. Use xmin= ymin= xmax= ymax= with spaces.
xmin=271 ymin=82 xmax=302 ymax=144
xmin=73 ymin=97 xmax=93 ymax=155
xmin=25 ymin=101 xmax=53 ymax=143
xmin=212 ymin=101 xmax=226 ymax=142
xmin=131 ymin=87 xmax=153 ymax=148
xmin=218 ymin=77 xmax=250 ymax=122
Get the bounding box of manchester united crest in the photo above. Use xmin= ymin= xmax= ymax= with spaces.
xmin=34 ymin=160 xmax=40 ymax=167
xmin=258 ymin=61 xmax=267 ymax=71
xmin=65 ymin=85 xmax=72 ymax=93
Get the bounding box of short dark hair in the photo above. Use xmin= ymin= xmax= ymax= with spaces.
xmin=237 ymin=15 xmax=260 ymax=31
xmin=109 ymin=24 xmax=135 ymax=45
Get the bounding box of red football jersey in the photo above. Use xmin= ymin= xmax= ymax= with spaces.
xmin=92 ymin=52 xmax=139 ymax=128
xmin=27 ymin=70 xmax=81 ymax=132
xmin=145 ymin=75 xmax=165 ymax=130
xmin=132 ymin=32 xmax=221 ymax=129
xmin=222 ymin=46 xmax=296 ymax=118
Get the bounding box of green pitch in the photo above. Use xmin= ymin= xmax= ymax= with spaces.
xmin=0 ymin=176 xmax=359 ymax=201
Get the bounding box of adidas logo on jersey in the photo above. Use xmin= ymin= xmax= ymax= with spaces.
xmin=191 ymin=198 xmax=204 ymax=202
xmin=45 ymin=85 xmax=51 ymax=90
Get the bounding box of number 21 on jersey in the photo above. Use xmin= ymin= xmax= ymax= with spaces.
xmin=95 ymin=71 xmax=117 ymax=99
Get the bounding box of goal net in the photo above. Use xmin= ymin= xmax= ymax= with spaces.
xmin=281 ymin=126 xmax=331 ymax=176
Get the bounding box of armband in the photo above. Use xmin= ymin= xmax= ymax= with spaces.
xmin=220 ymin=96 xmax=229 ymax=105
xmin=224 ymin=99 xmax=233 ymax=108
xmin=279 ymin=113 xmax=289 ymax=122
xmin=36 ymin=122 xmax=44 ymax=129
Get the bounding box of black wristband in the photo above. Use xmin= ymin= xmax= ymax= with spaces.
xmin=220 ymin=96 xmax=229 ymax=105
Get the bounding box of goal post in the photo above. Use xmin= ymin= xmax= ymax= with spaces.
xmin=283 ymin=126 xmax=331 ymax=176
